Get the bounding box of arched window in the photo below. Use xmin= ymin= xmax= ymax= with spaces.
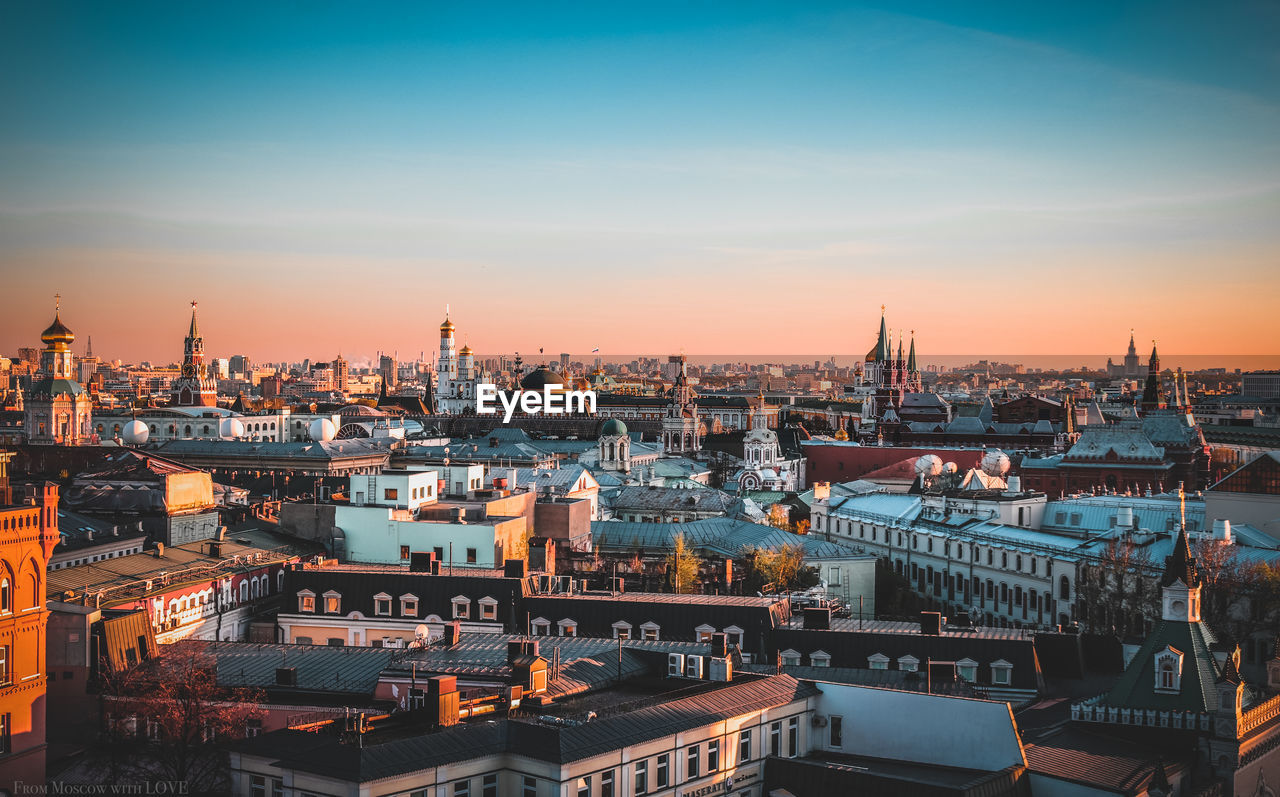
xmin=1159 ymin=660 xmax=1175 ymax=689
xmin=0 ymin=578 xmax=9 ymax=612
xmin=1059 ymin=575 xmax=1070 ymax=601
xmin=184 ymin=425 xmax=192 ymax=436
xmin=27 ymin=571 xmax=39 ymax=608
xmin=240 ymin=581 xmax=250 ymax=602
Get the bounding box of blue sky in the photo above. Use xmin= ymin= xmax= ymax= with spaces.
xmin=1 ymin=1 xmax=1277 ymax=362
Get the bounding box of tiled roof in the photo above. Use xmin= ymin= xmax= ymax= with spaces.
xmin=1104 ymin=618 xmax=1220 ymax=713
xmin=197 ymin=640 xmax=395 ymax=695
xmin=1023 ymin=725 xmax=1189 ymax=792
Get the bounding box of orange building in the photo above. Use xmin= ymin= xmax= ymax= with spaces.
xmin=0 ymin=450 xmax=60 ymax=786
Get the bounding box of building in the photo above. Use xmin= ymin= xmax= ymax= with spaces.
xmin=1070 ymin=530 xmax=1280 ymax=794
xmin=25 ymin=301 xmax=93 ymax=446
xmin=1106 ymin=331 xmax=1147 ymax=379
xmin=1205 ymin=451 xmax=1280 ymax=544
xmin=433 ymin=312 xmax=494 ymax=415
xmin=0 ymin=453 xmax=60 ymax=785
xmin=662 ymin=354 xmax=702 ymax=454
xmin=169 ymin=302 xmax=218 ymax=408
xmin=1241 ymin=370 xmax=1280 ymax=400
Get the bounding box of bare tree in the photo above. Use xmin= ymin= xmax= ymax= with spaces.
xmin=99 ymin=644 xmax=264 ymax=795
xmin=1075 ymin=539 xmax=1158 ymax=638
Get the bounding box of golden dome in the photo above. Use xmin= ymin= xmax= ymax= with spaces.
xmin=459 ymin=344 xmax=473 ymax=356
xmin=834 ymin=428 xmax=849 ymax=441
xmin=41 ymin=312 xmax=75 ymax=347
xmin=440 ymin=317 xmax=456 ymax=333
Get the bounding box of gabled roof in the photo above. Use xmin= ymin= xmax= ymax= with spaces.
xmin=1103 ymin=618 xmax=1219 ymax=713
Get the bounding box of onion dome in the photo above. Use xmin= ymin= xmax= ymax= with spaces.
xmin=440 ymin=317 xmax=456 ymax=333
xmin=519 ymin=367 xmax=568 ymax=391
xmin=41 ymin=312 xmax=75 ymax=346
xmin=459 ymin=344 xmax=473 ymax=356
xmin=601 ymin=418 xmax=628 ymax=436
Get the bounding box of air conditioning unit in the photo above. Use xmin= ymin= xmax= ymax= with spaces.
xmin=811 ymin=714 xmax=828 ymax=728
xmin=684 ymin=655 xmax=704 ymax=679
xmin=668 ymin=653 xmax=685 ymax=677
xmin=708 ymin=656 xmax=733 ymax=683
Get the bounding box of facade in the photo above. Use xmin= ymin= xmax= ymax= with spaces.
xmin=25 ymin=303 xmax=93 ymax=446
xmin=1241 ymin=370 xmax=1280 ymax=400
xmin=169 ymin=302 xmax=218 ymax=408
xmin=0 ymin=455 xmax=60 ymax=785
xmin=734 ymin=407 xmax=804 ymax=492
xmin=662 ymin=354 xmax=702 ymax=454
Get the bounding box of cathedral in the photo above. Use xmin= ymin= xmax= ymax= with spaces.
xmin=25 ymin=298 xmax=93 ymax=445
xmin=433 ymin=311 xmax=492 ymax=415
xmin=733 ymin=404 xmax=804 ymax=492
xmin=170 ymin=301 xmax=218 ymax=407
xmin=857 ymin=309 xmax=923 ymax=422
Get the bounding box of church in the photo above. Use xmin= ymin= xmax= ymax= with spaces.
xmin=852 ymin=308 xmax=924 ymax=424
xmin=25 ymin=298 xmax=93 ymax=445
xmin=432 ymin=311 xmax=492 ymax=415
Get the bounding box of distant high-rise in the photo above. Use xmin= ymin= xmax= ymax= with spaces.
xmin=332 ymin=353 xmax=349 ymax=393
xmin=379 ymin=354 xmax=398 ymax=391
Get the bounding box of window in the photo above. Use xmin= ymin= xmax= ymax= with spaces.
xmin=1154 ymin=647 xmax=1184 ymax=693
xmin=0 ymin=646 xmax=9 ymax=686
xmin=401 ymin=594 xmax=419 ymax=616
xmin=780 ymin=649 xmax=801 ymax=666
xmin=454 ymin=781 xmax=470 ymax=797
xmin=466 ymin=547 xmax=478 ymax=564
xmin=810 ymin=650 xmax=831 ymax=667
xmin=1059 ymin=575 xmax=1070 ymax=601
xmin=522 ymin=776 xmax=537 ymax=797
xmin=482 ymin=774 xmax=498 ymax=797
xmin=612 ymin=621 xmax=632 ymax=640
xmin=327 ymin=638 xmax=344 ymax=647
xmin=480 ymin=597 xmax=498 ymax=620
xmin=532 ymin=617 xmax=551 ymax=636
xmin=687 ymin=744 xmax=700 ymax=778
xmin=452 ymin=596 xmax=470 ymax=619
xmin=374 ymin=593 xmax=392 ymax=616
xmin=384 ymin=488 xmax=398 ymax=500
xmin=558 ymin=619 xmax=578 ymax=637
xmin=240 ymin=581 xmax=250 ymax=602
xmin=829 ymin=715 xmax=843 ymax=748
xmin=641 ymin=621 xmax=660 ymax=641
xmin=635 ymin=759 xmax=648 ymax=794
xmin=400 ymin=545 xmax=411 ymax=560
xmin=323 ymin=591 xmax=341 ymax=614
xmin=0 ymin=579 xmax=9 ymax=612
xmin=695 ymin=624 xmax=716 ymax=642
xmin=787 ymin=716 xmax=799 ymax=757
xmin=246 ymin=718 xmax=262 ymax=737
xmin=656 ymin=754 xmax=669 ymax=788
xmin=957 ymin=658 xmax=978 ymax=682
xmin=898 ymin=655 xmax=919 ymax=673
xmin=991 ymin=660 xmax=1013 ymax=686
xmin=0 ymin=713 xmax=9 ymax=755
xmin=708 ymin=739 xmax=720 ymax=771
xmin=868 ymin=653 xmax=889 ymax=670
xmin=601 ymin=770 xmax=614 ymax=797
xmin=770 ymin=721 xmax=782 ymax=756
xmin=294 ymin=636 xmax=313 ymax=645
xmin=249 ymin=777 xmax=282 ymax=797
xmin=575 ymin=776 xmax=590 ymax=797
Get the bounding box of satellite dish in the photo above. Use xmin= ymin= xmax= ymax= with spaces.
xmin=309 ymin=418 xmax=337 ymax=442
xmin=415 ymin=624 xmax=429 ymax=639
xmin=122 ymin=419 xmax=149 ymax=445
xmin=219 ymin=418 xmax=245 ymax=439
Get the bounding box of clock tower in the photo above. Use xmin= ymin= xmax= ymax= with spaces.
xmin=170 ymin=301 xmax=218 ymax=408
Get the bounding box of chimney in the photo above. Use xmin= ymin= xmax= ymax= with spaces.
xmin=1213 ymin=518 xmax=1232 ymax=544
xmin=1006 ymin=475 xmax=1021 ymax=493
xmin=275 ymin=667 xmax=298 ymax=687
xmin=508 ymin=640 xmax=525 ymax=665
xmin=443 ymin=621 xmax=461 ymax=647
xmin=1116 ymin=506 xmax=1134 ymax=529
xmin=523 ymin=639 xmax=540 ymax=658
xmin=803 ymin=607 xmax=831 ymax=630
xmin=920 ymin=611 xmax=942 ymax=635
xmin=427 ymin=675 xmax=459 ymax=727
xmin=451 ymin=507 xmax=466 ymax=524
xmin=493 ymin=477 xmax=508 ymax=490
xmin=504 ymin=559 xmax=528 ymax=579
xmin=813 ymin=481 xmax=831 ymax=502
xmin=410 ymin=551 xmax=435 ymax=572
xmin=154 ymin=543 xmax=165 ymax=558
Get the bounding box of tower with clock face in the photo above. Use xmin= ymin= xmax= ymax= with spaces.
xmin=170 ymin=301 xmax=219 ymax=408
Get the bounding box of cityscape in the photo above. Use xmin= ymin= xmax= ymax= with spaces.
xmin=3 ymin=3 xmax=1280 ymax=797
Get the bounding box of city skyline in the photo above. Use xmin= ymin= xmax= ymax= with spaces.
xmin=3 ymin=1 xmax=1279 ymax=358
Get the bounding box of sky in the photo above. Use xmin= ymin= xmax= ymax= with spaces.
xmin=1 ymin=1 xmax=1278 ymax=366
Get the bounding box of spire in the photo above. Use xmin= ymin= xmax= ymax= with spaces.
xmin=86 ymin=335 xmax=93 ymax=358
xmin=1161 ymin=528 xmax=1199 ymax=588
xmin=188 ymin=300 xmax=200 ymax=339
xmin=875 ymin=307 xmax=889 ymax=363
xmin=896 ymin=330 xmax=904 ymax=363
xmin=1127 ymin=329 xmax=1136 ymax=356
xmin=907 ymin=332 xmax=918 ymax=372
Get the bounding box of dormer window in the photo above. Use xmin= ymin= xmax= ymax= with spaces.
xmin=451 ymin=595 xmax=470 ymax=619
xmin=695 ymin=624 xmax=716 ymax=643
xmin=780 ymin=649 xmax=801 ymax=667
xmin=868 ymin=653 xmax=889 ymax=670
xmin=479 ymin=596 xmax=498 ymax=621
xmin=640 ymin=621 xmax=661 ymax=641
xmin=898 ymin=655 xmax=919 ymax=673
xmin=956 ymin=658 xmax=978 ymax=682
xmin=1154 ymin=646 xmax=1184 ymax=693
xmin=297 ymin=590 xmax=315 ymax=613
xmin=612 ymin=621 xmax=632 ymax=640
xmin=400 ymin=594 xmax=418 ymax=617
xmin=531 ymin=617 xmax=551 ymax=636
xmin=810 ymin=650 xmax=831 ymax=668
xmin=323 ymin=591 xmax=341 ymax=614
xmin=558 ymin=618 xmax=578 ymax=637
xmin=991 ymin=659 xmax=1013 ymax=686
xmin=373 ymin=593 xmax=392 ymax=616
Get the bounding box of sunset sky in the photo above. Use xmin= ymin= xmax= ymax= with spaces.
xmin=2 ymin=1 xmax=1278 ymax=365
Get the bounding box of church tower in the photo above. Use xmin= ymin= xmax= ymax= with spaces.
xmin=662 ymin=354 xmax=701 ymax=454
xmin=1140 ymin=342 xmax=1165 ymax=414
xmin=26 ymin=296 xmax=93 ymax=445
xmin=170 ymin=301 xmax=218 ymax=407
xmin=434 ymin=310 xmax=459 ymax=413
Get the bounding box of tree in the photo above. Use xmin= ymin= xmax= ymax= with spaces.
xmin=665 ymin=533 xmax=701 ymax=594
xmin=99 ymin=644 xmax=264 ymax=795
xmin=741 ymin=543 xmax=818 ymax=594
xmin=1074 ymin=539 xmax=1158 ymax=638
